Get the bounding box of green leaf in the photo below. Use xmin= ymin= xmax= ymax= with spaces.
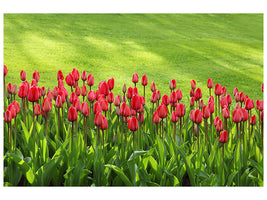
xmin=227 ymin=171 xmax=238 ymax=186
xmin=249 ymin=159 xmax=263 ymax=178
xmin=105 ymin=164 xmax=132 ymax=186
xmin=128 ymin=151 xmax=148 ymax=161
xmin=21 ymin=121 xmax=30 ymax=144
xmin=6 ymin=153 xmax=35 ymax=184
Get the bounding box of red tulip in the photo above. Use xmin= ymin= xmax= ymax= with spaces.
xmin=207 ymin=78 xmax=213 ymax=88
xmin=222 ymin=86 xmax=227 ymax=96
xmin=220 ymin=97 xmax=228 ymax=108
xmin=75 ymin=86 xmax=81 ymax=96
xmin=128 ymin=116 xmax=138 ymax=131
xmin=72 ymin=68 xmax=79 ymax=81
xmin=239 ymin=92 xmax=244 ymax=102
xmin=100 ymin=99 xmax=108 ymax=112
xmin=100 ymin=115 xmax=108 ymax=130
xmin=65 ymin=73 xmax=75 ymax=87
xmin=235 ymin=92 xmax=240 ymax=102
xmin=142 ymin=75 xmax=148 ymax=86
xmin=60 ymin=86 xmax=68 ymax=98
xmin=53 ymin=87 xmax=59 ymax=99
xmin=73 ymin=97 xmax=81 ymax=112
xmin=256 ymin=100 xmax=264 ymax=111
xmin=235 ymin=103 xmax=240 ymax=109
xmin=47 ymin=91 xmax=53 ymax=102
xmin=107 ymin=77 xmax=115 ymax=91
xmin=40 ymin=86 xmax=45 ymax=97
xmin=141 ymin=96 xmax=145 ymax=106
xmin=99 ymin=81 xmax=109 ymax=96
xmin=33 ymin=71 xmax=40 ymax=82
xmin=219 ymin=130 xmax=228 ymax=143
xmin=153 ymin=110 xmax=161 ymax=124
xmin=215 ymin=83 xmax=222 ymax=96
xmin=94 ymin=112 xmax=103 ymax=126
xmin=81 ymin=71 xmax=87 ymax=81
xmin=176 ymin=89 xmax=182 ymax=101
xmin=11 ymin=84 xmax=17 ymax=95
xmin=151 ymin=92 xmax=158 ymax=103
xmin=208 ymin=96 xmax=214 ymax=103
xmin=27 ymin=86 xmax=39 ymax=102
xmin=81 ymin=85 xmax=87 ymax=97
xmin=169 ymin=79 xmax=176 ymax=90
xmin=223 ymin=107 xmax=230 ymax=118
xmin=138 ymin=113 xmax=144 ymax=124
xmin=194 ymin=88 xmax=202 ymax=101
xmin=157 ymin=104 xmax=168 ymax=118
xmin=176 ymin=103 xmax=185 ymax=117
xmin=190 ymin=110 xmax=195 ymax=122
xmin=87 ymin=90 xmax=96 ymax=103
xmin=133 ymin=87 xmax=138 ymax=96
xmin=31 ymin=79 xmax=37 ymax=87
xmin=190 ymin=89 xmax=194 ymax=97
xmin=11 ymin=101 xmax=20 ymax=114
xmin=57 ymin=89 xmax=66 ymax=103
xmin=34 ymin=104 xmax=41 ymax=116
xmin=18 ymin=84 xmax=27 ymax=98
xmin=107 ymin=92 xmax=114 ymax=104
xmin=232 ymin=109 xmax=242 ymax=123
xmin=4 ymin=110 xmax=12 ymax=122
xmin=240 ymin=108 xmax=249 ymax=121
xmin=68 ymin=106 xmax=78 ymax=121
xmin=4 ymin=65 xmax=8 ymax=76
xmin=7 ymin=83 xmax=12 ymax=94
xmin=215 ymin=119 xmax=223 ymax=132
xmin=87 ymin=74 xmax=94 ymax=86
xmin=69 ymin=92 xmax=77 ymax=104
xmin=20 ymin=70 xmax=26 ymax=81
xmin=250 ymin=115 xmax=256 ymax=125
xmin=42 ymin=97 xmax=52 ymax=112
xmin=122 ymin=84 xmax=127 ymax=94
xmin=81 ymin=102 xmax=90 ymax=117
xmin=7 ymin=104 xmax=16 ymax=118
xmin=233 ymin=88 xmax=238 ymax=96
xmin=114 ymin=95 xmax=121 ymax=107
xmin=127 ymin=87 xmax=133 ymax=99
xmin=190 ymin=97 xmax=195 ymax=106
xmin=151 ymin=82 xmax=156 ymax=92
xmin=202 ymin=105 xmax=210 ymax=119
xmin=57 ymin=70 xmax=64 ymax=80
xmin=170 ymin=91 xmax=177 ymax=104
xmin=194 ymin=109 xmax=203 ymax=124
xmin=208 ymin=101 xmax=215 ymax=114
xmin=171 ymin=111 xmax=178 ymax=123
xmin=132 ymin=73 xmax=139 ymax=84
xmin=55 ymin=95 xmax=63 ymax=108
xmin=245 ymin=98 xmax=254 ymax=110
xmin=124 ymin=105 xmax=131 ymax=117
xmin=199 ymin=99 xmax=204 ymax=109
xmin=226 ymin=94 xmax=232 ymax=105
xmin=57 ymin=79 xmax=64 ymax=88
xmin=93 ymin=101 xmax=102 ymax=114
xmin=162 ymin=95 xmax=169 ymax=106
xmin=191 ymin=80 xmax=196 ymax=90
xmin=131 ymin=94 xmax=142 ymax=111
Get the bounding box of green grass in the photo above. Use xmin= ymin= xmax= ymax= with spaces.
xmin=4 ymin=14 xmax=263 ymax=102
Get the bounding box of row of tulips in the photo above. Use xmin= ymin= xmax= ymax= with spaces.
xmin=3 ymin=64 xmax=264 ymax=186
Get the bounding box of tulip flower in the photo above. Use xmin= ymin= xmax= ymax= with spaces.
xmin=176 ymin=103 xmax=185 ymax=143
xmin=33 ymin=70 xmax=40 ymax=82
xmin=75 ymin=86 xmax=81 ymax=96
xmin=107 ymin=77 xmax=115 ymax=91
xmin=73 ymin=97 xmax=81 ymax=112
xmin=20 ymin=70 xmax=27 ymax=81
xmin=87 ymin=74 xmax=94 ymax=90
xmin=128 ymin=116 xmax=138 ymax=151
xmin=191 ymin=80 xmax=196 ymax=90
xmin=190 ymin=97 xmax=195 ymax=107
xmin=65 ymin=73 xmax=75 ymax=91
xmin=194 ymin=88 xmax=202 ymax=102
xmin=150 ymin=82 xmax=156 ymax=93
xmin=72 ymin=68 xmax=79 ymax=84
xmin=81 ymin=71 xmax=87 ymax=84
xmin=68 ymin=106 xmax=78 ymax=151
xmin=132 ymin=73 xmax=139 ymax=86
xmin=190 ymin=89 xmax=194 ymax=97
xmin=219 ymin=130 xmax=228 ymax=167
xmin=245 ymin=98 xmax=254 ymax=111
xmin=162 ymin=95 xmax=170 ymax=106
xmin=141 ymin=75 xmax=148 ymax=97
xmin=232 ymin=108 xmax=242 ymax=141
xmin=93 ymin=101 xmax=102 ymax=114
xmin=176 ymin=89 xmax=182 ymax=102
xmin=207 ymin=78 xmax=213 ymax=96
xmin=57 ymin=70 xmax=64 ymax=80
xmin=169 ymin=79 xmax=176 ymax=91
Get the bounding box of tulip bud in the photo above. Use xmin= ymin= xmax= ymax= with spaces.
xmin=223 ymin=107 xmax=230 ymax=118
xmin=245 ymin=98 xmax=254 ymax=110
xmin=34 ymin=104 xmax=41 ymax=116
xmin=222 ymin=86 xmax=227 ymax=96
xmin=176 ymin=89 xmax=182 ymax=101
xmin=220 ymin=97 xmax=228 ymax=108
xmin=87 ymin=90 xmax=96 ymax=103
xmin=7 ymin=104 xmax=16 ymax=118
xmin=28 ymin=86 xmax=40 ymax=102
xmin=219 ymin=130 xmax=228 ymax=143
xmin=256 ymin=100 xmax=264 ymax=111
xmin=128 ymin=116 xmax=138 ymax=131
xmin=55 ymin=95 xmax=63 ymax=108
xmin=87 ymin=74 xmax=94 ymax=86
xmin=171 ymin=111 xmax=178 ymax=123
xmin=57 ymin=70 xmax=64 ymax=80
xmin=100 ymin=115 xmax=108 ymax=130
xmin=42 ymin=97 xmax=52 ymax=112
xmin=93 ymin=101 xmax=102 ymax=114
xmin=142 ymin=75 xmax=148 ymax=86
xmin=190 ymin=110 xmax=195 ymax=122
xmin=194 ymin=88 xmax=202 ymax=101
xmin=239 ymin=92 xmax=244 ymax=102
xmin=65 ymin=73 xmax=75 ymax=87
xmin=132 ymin=73 xmax=139 ymax=84
xmin=157 ymin=104 xmax=168 ymax=118
xmin=81 ymin=71 xmax=87 ymax=81
xmin=194 ymin=109 xmax=203 ymax=124
xmin=190 ymin=97 xmax=195 ymax=106
xmin=33 ymin=71 xmax=40 ymax=82
xmin=241 ymin=108 xmax=249 ymax=121
xmin=68 ymin=106 xmax=78 ymax=121
xmin=7 ymin=83 xmax=12 ymax=94
xmin=122 ymin=84 xmax=127 ymax=93
xmin=151 ymin=92 xmax=158 ymax=103
xmin=94 ymin=112 xmax=103 ymax=126
xmin=190 ymin=89 xmax=194 ymax=97
xmin=75 ymin=86 xmax=81 ymax=96
xmin=162 ymin=95 xmax=170 ymax=106
xmin=232 ymin=108 xmax=242 ymax=123
xmin=72 ymin=68 xmax=79 ymax=81
xmin=150 ymin=82 xmax=156 ymax=92
xmin=169 ymin=79 xmax=176 ymax=90
xmin=250 ymin=115 xmax=256 ymax=125
xmin=12 ymin=101 xmax=20 ymax=114
xmin=4 ymin=110 xmax=12 ymax=122
xmin=153 ymin=110 xmax=161 ymax=124
xmin=114 ymin=95 xmax=121 ymax=107
xmin=107 ymin=77 xmax=115 ymax=91
xmin=215 ymin=83 xmax=222 ymax=96
xmin=4 ymin=65 xmax=8 ymax=76
xmin=215 ymin=119 xmax=223 ymax=132
xmin=199 ymin=99 xmax=204 ymax=109
xmin=133 ymin=87 xmax=138 ymax=96
xmin=202 ymin=105 xmax=210 ymax=119
xmin=127 ymin=87 xmax=133 ymax=99
xmin=176 ymin=103 xmax=185 ymax=117
xmin=81 ymin=102 xmax=90 ymax=117
xmin=20 ymin=70 xmax=27 ymax=81
xmin=207 ymin=78 xmax=213 ymax=88
xmin=191 ymin=80 xmax=196 ymax=90
xmin=131 ymin=94 xmax=142 ymax=111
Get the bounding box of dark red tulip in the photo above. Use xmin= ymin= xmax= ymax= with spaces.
xmin=162 ymin=95 xmax=169 ymax=106
xmin=232 ymin=109 xmax=242 ymax=123
xmin=4 ymin=110 xmax=12 ymax=122
xmin=171 ymin=111 xmax=178 ymax=123
xmin=191 ymin=80 xmax=196 ymax=90
xmin=4 ymin=65 xmax=8 ymax=76
xmin=151 ymin=82 xmax=156 ymax=92
xmin=100 ymin=115 xmax=108 ymax=130
xmin=250 ymin=115 xmax=256 ymax=125
xmin=157 ymin=104 xmax=168 ymax=118
xmin=128 ymin=116 xmax=138 ymax=131
xmin=176 ymin=89 xmax=182 ymax=101
xmin=190 ymin=97 xmax=195 ymax=106
xmin=107 ymin=78 xmax=115 ymax=91
xmin=87 ymin=74 xmax=94 ymax=87
xmin=93 ymin=101 xmax=102 ymax=114
xmin=256 ymin=100 xmax=263 ymax=111
xmin=20 ymin=70 xmax=26 ymax=81
xmin=153 ymin=110 xmax=161 ymax=124
xmin=142 ymin=75 xmax=148 ymax=86
xmin=131 ymin=94 xmax=142 ymax=111
xmin=34 ymin=104 xmax=41 ymax=116
xmin=207 ymin=78 xmax=213 ymax=88
xmin=132 ymin=73 xmax=139 ymax=84
xmin=223 ymin=107 xmax=230 ymax=118
xmin=72 ymin=68 xmax=79 ymax=81
xmin=81 ymin=102 xmax=90 ymax=117
xmin=81 ymin=71 xmax=87 ymax=81
xmin=245 ymin=98 xmax=254 ymax=110
xmin=68 ymin=106 xmax=78 ymax=121
xmin=169 ymin=79 xmax=176 ymax=90
xmin=194 ymin=109 xmax=203 ymax=124
xmin=194 ymin=88 xmax=202 ymax=101
xmin=33 ymin=71 xmax=40 ymax=82
xmin=94 ymin=112 xmax=103 ymax=126
xmin=57 ymin=70 xmax=64 ymax=80
xmin=219 ymin=130 xmax=228 ymax=143
xmin=27 ymin=86 xmax=39 ymax=102
xmin=202 ymin=105 xmax=210 ymax=119
xmin=127 ymin=87 xmax=133 ymax=99
xmin=65 ymin=73 xmax=75 ymax=87
xmin=215 ymin=83 xmax=222 ymax=96
xmin=239 ymin=92 xmax=244 ymax=102
xmin=87 ymin=90 xmax=96 ymax=103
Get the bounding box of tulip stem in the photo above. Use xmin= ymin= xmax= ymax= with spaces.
xmin=32 ymin=102 xmax=35 ymax=138
xmin=97 ymin=126 xmax=100 ymax=146
xmin=121 ymin=116 xmax=123 ymax=144
xmin=57 ymin=108 xmax=60 ymax=141
xmin=84 ymin=116 xmax=87 ymax=150
xmin=204 ymin=118 xmax=208 ymax=147
xmin=71 ymin=121 xmax=74 ymax=154
xmin=14 ymin=116 xmax=17 ymax=151
xmin=133 ymin=131 xmax=135 ymax=153
xmin=210 ymin=114 xmax=213 ymax=144
xmin=45 ymin=114 xmax=48 ymax=137
xmin=173 ymin=122 xmax=176 ymax=142
xmin=222 ymin=144 xmax=225 ymax=170
xmin=197 ymin=125 xmax=199 ymax=151
xmin=179 ymin=117 xmax=182 ymax=145
xmin=8 ymin=122 xmax=11 ymax=152
xmin=236 ymin=123 xmax=239 ymax=142
xmin=102 ymin=129 xmax=105 ymax=151
xmin=143 ymin=86 xmax=145 ymax=99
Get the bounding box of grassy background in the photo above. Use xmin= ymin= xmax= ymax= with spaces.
xmin=4 ymin=14 xmax=263 ymax=104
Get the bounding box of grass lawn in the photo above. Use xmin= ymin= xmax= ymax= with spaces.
xmin=4 ymin=14 xmax=263 ymax=103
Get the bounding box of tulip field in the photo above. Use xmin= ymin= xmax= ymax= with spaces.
xmin=3 ymin=14 xmax=263 ymax=187
xmin=3 ymin=64 xmax=264 ymax=186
